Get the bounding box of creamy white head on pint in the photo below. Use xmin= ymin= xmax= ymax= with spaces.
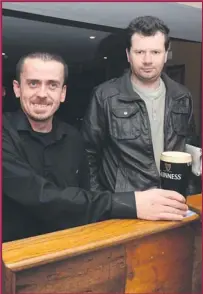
xmin=160 ymin=151 xmax=192 ymax=164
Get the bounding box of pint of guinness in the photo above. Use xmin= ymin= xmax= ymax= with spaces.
xmin=160 ymin=151 xmax=192 ymax=197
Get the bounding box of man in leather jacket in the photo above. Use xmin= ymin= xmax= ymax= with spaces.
xmin=82 ymin=16 xmax=197 ymax=195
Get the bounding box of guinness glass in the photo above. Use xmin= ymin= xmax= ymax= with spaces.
xmin=160 ymin=151 xmax=192 ymax=197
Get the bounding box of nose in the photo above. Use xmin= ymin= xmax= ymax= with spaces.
xmin=143 ymin=52 xmax=152 ymax=64
xmin=37 ymin=85 xmax=47 ymax=98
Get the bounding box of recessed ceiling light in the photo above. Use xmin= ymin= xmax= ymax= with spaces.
xmin=89 ymin=36 xmax=96 ymax=39
xmin=2 ymin=53 xmax=5 ymax=55
xmin=103 ymin=56 xmax=108 ymax=59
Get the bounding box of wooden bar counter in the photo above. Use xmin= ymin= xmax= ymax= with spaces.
xmin=3 ymin=194 xmax=202 ymax=294
xmin=187 ymin=193 xmax=202 ymax=293
xmin=187 ymin=194 xmax=202 ymax=216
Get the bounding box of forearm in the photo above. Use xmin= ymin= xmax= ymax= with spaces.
xmin=3 ymin=155 xmax=137 ymax=224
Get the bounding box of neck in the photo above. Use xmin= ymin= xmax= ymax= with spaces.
xmin=131 ymin=73 xmax=161 ymax=90
xmin=27 ymin=117 xmax=53 ymax=133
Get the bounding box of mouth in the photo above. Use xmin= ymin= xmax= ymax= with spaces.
xmin=142 ymin=68 xmax=154 ymax=71
xmin=30 ymin=103 xmax=52 ymax=111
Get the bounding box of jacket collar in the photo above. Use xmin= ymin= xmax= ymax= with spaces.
xmin=117 ymin=69 xmax=188 ymax=102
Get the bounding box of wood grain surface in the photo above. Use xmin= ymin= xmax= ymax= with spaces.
xmin=15 ymin=245 xmax=126 ymax=293
xmin=125 ymin=225 xmax=194 ymax=293
xmin=187 ymin=193 xmax=202 ymax=216
xmin=187 ymin=194 xmax=202 ymax=293
xmin=3 ymin=213 xmax=199 ymax=272
xmin=2 ymin=194 xmax=201 ymax=294
xmin=191 ymin=222 xmax=202 ymax=293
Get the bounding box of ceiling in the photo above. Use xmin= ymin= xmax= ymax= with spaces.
xmin=2 ymin=2 xmax=202 ymax=72
xmin=3 ymin=16 xmax=110 ymax=64
xmin=177 ymin=2 xmax=202 ymax=8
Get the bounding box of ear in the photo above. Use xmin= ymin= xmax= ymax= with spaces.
xmin=2 ymin=86 xmax=6 ymax=97
xmin=126 ymin=48 xmax=130 ymax=63
xmin=60 ymin=85 xmax=67 ymax=103
xmin=13 ymin=80 xmax=21 ymax=98
xmin=164 ymin=51 xmax=168 ymax=63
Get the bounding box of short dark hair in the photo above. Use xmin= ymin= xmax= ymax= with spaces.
xmin=16 ymin=52 xmax=68 ymax=85
xmin=126 ymin=16 xmax=170 ymax=51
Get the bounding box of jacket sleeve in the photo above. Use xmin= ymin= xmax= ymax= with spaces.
xmin=82 ymin=88 xmax=107 ymax=191
xmin=186 ymin=93 xmax=198 ymax=146
xmin=78 ymin=146 xmax=90 ymax=190
xmin=3 ymin=126 xmax=136 ymax=227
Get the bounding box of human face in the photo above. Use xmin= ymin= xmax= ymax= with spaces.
xmin=13 ymin=58 xmax=66 ymax=122
xmin=126 ymin=31 xmax=168 ymax=84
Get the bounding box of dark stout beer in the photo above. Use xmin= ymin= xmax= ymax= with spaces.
xmin=160 ymin=151 xmax=192 ymax=197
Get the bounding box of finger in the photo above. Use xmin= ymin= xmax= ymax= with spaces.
xmin=162 ymin=198 xmax=188 ymax=211
xmin=160 ymin=189 xmax=185 ymax=203
xmin=158 ymin=212 xmax=184 ymax=221
xmin=161 ymin=206 xmax=188 ymax=216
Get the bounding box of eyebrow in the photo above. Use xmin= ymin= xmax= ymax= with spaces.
xmin=47 ymin=80 xmax=60 ymax=85
xmin=133 ymin=49 xmax=162 ymax=51
xmin=26 ymin=79 xmax=39 ymax=82
xmin=26 ymin=79 xmax=60 ymax=84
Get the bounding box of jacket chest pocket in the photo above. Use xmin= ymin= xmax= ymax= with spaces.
xmin=172 ymin=105 xmax=189 ymax=136
xmin=110 ymin=106 xmax=141 ymax=139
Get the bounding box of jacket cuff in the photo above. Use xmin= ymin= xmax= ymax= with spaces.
xmin=111 ymin=191 xmax=137 ymax=219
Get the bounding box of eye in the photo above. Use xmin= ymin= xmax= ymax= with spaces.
xmin=29 ymin=81 xmax=38 ymax=88
xmin=152 ymin=51 xmax=160 ymax=54
xmin=49 ymin=83 xmax=57 ymax=90
xmin=135 ymin=50 xmax=144 ymax=55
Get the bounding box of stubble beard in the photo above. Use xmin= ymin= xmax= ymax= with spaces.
xmin=27 ymin=113 xmax=53 ymax=122
xmin=132 ymin=68 xmax=162 ymax=86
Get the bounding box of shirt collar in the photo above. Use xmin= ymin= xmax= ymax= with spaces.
xmin=11 ymin=109 xmax=68 ymax=141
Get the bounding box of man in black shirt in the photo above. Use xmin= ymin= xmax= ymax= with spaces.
xmin=3 ymin=52 xmax=188 ymax=242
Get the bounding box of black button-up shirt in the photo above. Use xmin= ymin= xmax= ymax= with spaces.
xmin=3 ymin=110 xmax=136 ymax=242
